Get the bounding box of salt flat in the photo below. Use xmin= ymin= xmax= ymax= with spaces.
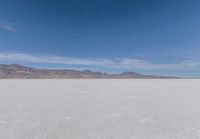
xmin=0 ymin=79 xmax=200 ymax=139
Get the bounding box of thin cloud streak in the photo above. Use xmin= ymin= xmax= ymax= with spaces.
xmin=0 ymin=21 xmax=17 ymax=32
xmin=0 ymin=53 xmax=200 ymax=70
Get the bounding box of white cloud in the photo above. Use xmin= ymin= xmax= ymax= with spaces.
xmin=0 ymin=21 xmax=17 ymax=32
xmin=0 ymin=53 xmax=200 ymax=70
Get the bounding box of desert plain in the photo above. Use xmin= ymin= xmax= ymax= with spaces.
xmin=0 ymin=79 xmax=200 ymax=139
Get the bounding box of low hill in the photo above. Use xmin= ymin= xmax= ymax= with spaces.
xmin=0 ymin=64 xmax=177 ymax=79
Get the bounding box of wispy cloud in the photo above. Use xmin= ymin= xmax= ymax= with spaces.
xmin=0 ymin=20 xmax=17 ymax=32
xmin=0 ymin=53 xmax=200 ymax=70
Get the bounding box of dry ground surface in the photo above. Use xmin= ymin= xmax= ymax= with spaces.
xmin=0 ymin=79 xmax=200 ymax=139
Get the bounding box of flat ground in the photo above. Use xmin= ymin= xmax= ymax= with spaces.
xmin=0 ymin=79 xmax=200 ymax=139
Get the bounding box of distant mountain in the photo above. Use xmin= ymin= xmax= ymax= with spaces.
xmin=0 ymin=64 xmax=177 ymax=79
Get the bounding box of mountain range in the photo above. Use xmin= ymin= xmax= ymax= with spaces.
xmin=0 ymin=64 xmax=177 ymax=79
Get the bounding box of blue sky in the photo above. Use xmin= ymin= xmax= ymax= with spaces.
xmin=0 ymin=0 xmax=200 ymax=77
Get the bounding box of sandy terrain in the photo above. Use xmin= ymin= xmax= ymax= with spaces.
xmin=0 ymin=79 xmax=200 ymax=139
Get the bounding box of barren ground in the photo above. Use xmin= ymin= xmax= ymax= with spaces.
xmin=0 ymin=79 xmax=200 ymax=139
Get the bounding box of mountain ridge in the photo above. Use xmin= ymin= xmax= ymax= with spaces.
xmin=0 ymin=64 xmax=177 ymax=79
